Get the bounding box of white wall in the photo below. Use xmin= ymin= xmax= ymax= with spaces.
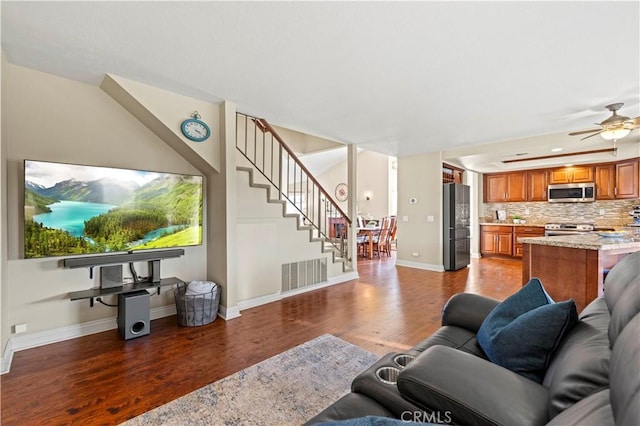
xmin=273 ymin=125 xmax=342 ymax=154
xmin=314 ymin=150 xmax=393 ymax=220
xmin=99 ymin=74 xmax=239 ymax=312
xmin=235 ymin=169 xmax=346 ymax=303
xmin=1 ymin=52 xmax=9 ymax=354
xmin=396 ymin=151 xmax=444 ymax=270
xmin=2 ymin=63 xmax=208 ymax=351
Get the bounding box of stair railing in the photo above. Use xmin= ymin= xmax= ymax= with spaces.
xmin=236 ymin=112 xmax=352 ymax=265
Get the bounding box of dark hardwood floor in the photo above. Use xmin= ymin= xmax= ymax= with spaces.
xmin=0 ymin=254 xmax=522 ymax=425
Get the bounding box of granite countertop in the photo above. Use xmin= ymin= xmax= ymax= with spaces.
xmin=479 ymin=222 xmax=545 ymax=227
xmin=480 ymin=223 xmax=632 ymax=229
xmin=519 ymin=233 xmax=640 ymax=251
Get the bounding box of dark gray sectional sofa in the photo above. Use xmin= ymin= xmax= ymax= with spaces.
xmin=306 ymin=251 xmax=640 ymax=426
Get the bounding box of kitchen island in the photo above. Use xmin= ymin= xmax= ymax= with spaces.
xmin=520 ymin=233 xmax=640 ymax=311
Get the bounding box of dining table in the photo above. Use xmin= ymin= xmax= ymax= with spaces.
xmin=357 ymin=226 xmax=381 ymax=259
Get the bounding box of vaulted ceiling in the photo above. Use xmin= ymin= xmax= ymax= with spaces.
xmin=2 ymin=1 xmax=639 ymax=172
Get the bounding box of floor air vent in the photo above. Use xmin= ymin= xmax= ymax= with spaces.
xmin=282 ymin=258 xmax=327 ymax=292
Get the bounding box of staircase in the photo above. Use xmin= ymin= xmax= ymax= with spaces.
xmin=236 ymin=113 xmax=353 ymax=272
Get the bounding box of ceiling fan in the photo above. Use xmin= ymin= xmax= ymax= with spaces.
xmin=569 ymin=103 xmax=640 ymax=141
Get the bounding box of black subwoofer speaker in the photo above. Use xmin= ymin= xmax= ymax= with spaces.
xmin=117 ymin=290 xmax=150 ymax=340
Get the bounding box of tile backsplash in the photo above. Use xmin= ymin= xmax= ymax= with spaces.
xmin=483 ymin=199 xmax=638 ymax=226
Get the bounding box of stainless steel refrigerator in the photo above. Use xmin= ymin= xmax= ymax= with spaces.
xmin=443 ymin=183 xmax=471 ymax=271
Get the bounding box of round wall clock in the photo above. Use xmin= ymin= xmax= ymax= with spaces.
xmin=181 ymin=112 xmax=211 ymax=142
xmin=335 ymin=183 xmax=348 ymax=201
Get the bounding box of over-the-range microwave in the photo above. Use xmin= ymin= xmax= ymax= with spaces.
xmin=548 ymin=182 xmax=595 ymax=203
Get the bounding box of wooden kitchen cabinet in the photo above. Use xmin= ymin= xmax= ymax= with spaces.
xmin=595 ymin=159 xmax=639 ymax=200
xmin=483 ymin=172 xmax=527 ymax=202
xmin=481 ymin=225 xmax=513 ymax=256
xmin=527 ymin=169 xmax=548 ymax=201
xmin=615 ymin=159 xmax=639 ymax=199
xmin=549 ymin=166 xmax=594 ymax=184
xmin=594 ymin=164 xmax=615 ymax=200
xmin=506 ymin=172 xmax=527 ymax=202
xmin=484 ymin=174 xmax=508 ymax=203
xmin=513 ymin=226 xmax=545 ymax=257
xmin=483 ymin=158 xmax=638 ymax=203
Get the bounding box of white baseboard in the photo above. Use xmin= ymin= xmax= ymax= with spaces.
xmin=237 ymin=292 xmax=283 ymax=311
xmin=236 ymin=270 xmax=359 ymax=311
xmin=0 ymin=271 xmax=359 ymax=374
xmin=3 ymin=303 xmax=185 ymax=375
xmin=471 ymin=252 xmax=482 ymax=259
xmin=1 ymin=340 xmax=15 ymax=375
xmin=395 ymin=259 xmax=445 ymax=272
xmin=218 ymin=304 xmax=241 ymax=320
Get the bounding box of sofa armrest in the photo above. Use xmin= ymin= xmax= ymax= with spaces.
xmin=397 ymin=346 xmax=550 ymax=426
xmin=441 ymin=293 xmax=500 ymax=332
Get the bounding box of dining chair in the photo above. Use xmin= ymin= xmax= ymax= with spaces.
xmin=389 ymin=222 xmax=398 ymax=252
xmin=372 ymin=225 xmax=390 ymax=257
xmin=356 ymin=216 xmax=368 ymax=257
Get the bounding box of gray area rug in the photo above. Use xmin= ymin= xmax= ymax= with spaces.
xmin=124 ymin=334 xmax=379 ymax=425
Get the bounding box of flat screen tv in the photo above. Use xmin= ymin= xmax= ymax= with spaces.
xmin=24 ymin=160 xmax=203 ymax=259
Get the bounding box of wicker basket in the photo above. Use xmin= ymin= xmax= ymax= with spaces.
xmin=174 ymin=281 xmax=220 ymax=327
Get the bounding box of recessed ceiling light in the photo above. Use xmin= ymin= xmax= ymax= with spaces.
xmin=565 ymin=163 xmax=574 ymax=167
xmin=551 ymin=148 xmax=563 ymax=152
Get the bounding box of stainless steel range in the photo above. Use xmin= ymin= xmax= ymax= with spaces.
xmin=544 ymin=223 xmax=595 ymax=236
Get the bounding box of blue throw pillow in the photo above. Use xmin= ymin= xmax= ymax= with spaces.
xmin=477 ymin=278 xmax=578 ymax=383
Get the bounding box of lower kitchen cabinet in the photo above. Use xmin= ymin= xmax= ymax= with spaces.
xmin=481 ymin=225 xmax=545 ymax=258
xmin=513 ymin=226 xmax=545 ymax=257
xmin=481 ymin=225 xmax=513 ymax=256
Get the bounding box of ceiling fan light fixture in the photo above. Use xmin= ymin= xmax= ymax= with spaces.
xmin=600 ymin=128 xmax=631 ymax=141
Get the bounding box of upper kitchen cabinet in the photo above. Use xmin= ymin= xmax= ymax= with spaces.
xmin=484 ymin=172 xmax=527 ymax=202
xmin=615 ymin=159 xmax=639 ymax=199
xmin=548 ymin=165 xmax=594 ymax=184
xmin=595 ymin=159 xmax=639 ymax=200
xmin=482 ymin=158 xmax=638 ymax=203
xmin=527 ymin=169 xmax=548 ymax=201
xmin=595 ymin=164 xmax=616 ymax=200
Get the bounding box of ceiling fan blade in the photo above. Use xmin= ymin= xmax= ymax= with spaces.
xmin=580 ymin=130 xmax=603 ymax=141
xmin=624 ymin=116 xmax=640 ymax=129
xmin=569 ymin=128 xmax=601 ymax=136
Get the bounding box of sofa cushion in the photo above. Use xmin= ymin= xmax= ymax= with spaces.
xmin=604 ymin=251 xmax=640 ymax=312
xmin=579 ymin=297 xmax=610 ymax=328
xmin=411 ymin=326 xmax=486 ymax=358
xmin=477 ymin=278 xmax=579 ymax=383
xmin=440 ymin=292 xmax=500 ymax=332
xmin=542 ymin=320 xmax=610 ymax=418
xmin=609 ymin=313 xmax=640 ymax=426
xmin=608 ymin=278 xmax=640 ymax=346
xmin=545 ymin=389 xmax=614 ymax=426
